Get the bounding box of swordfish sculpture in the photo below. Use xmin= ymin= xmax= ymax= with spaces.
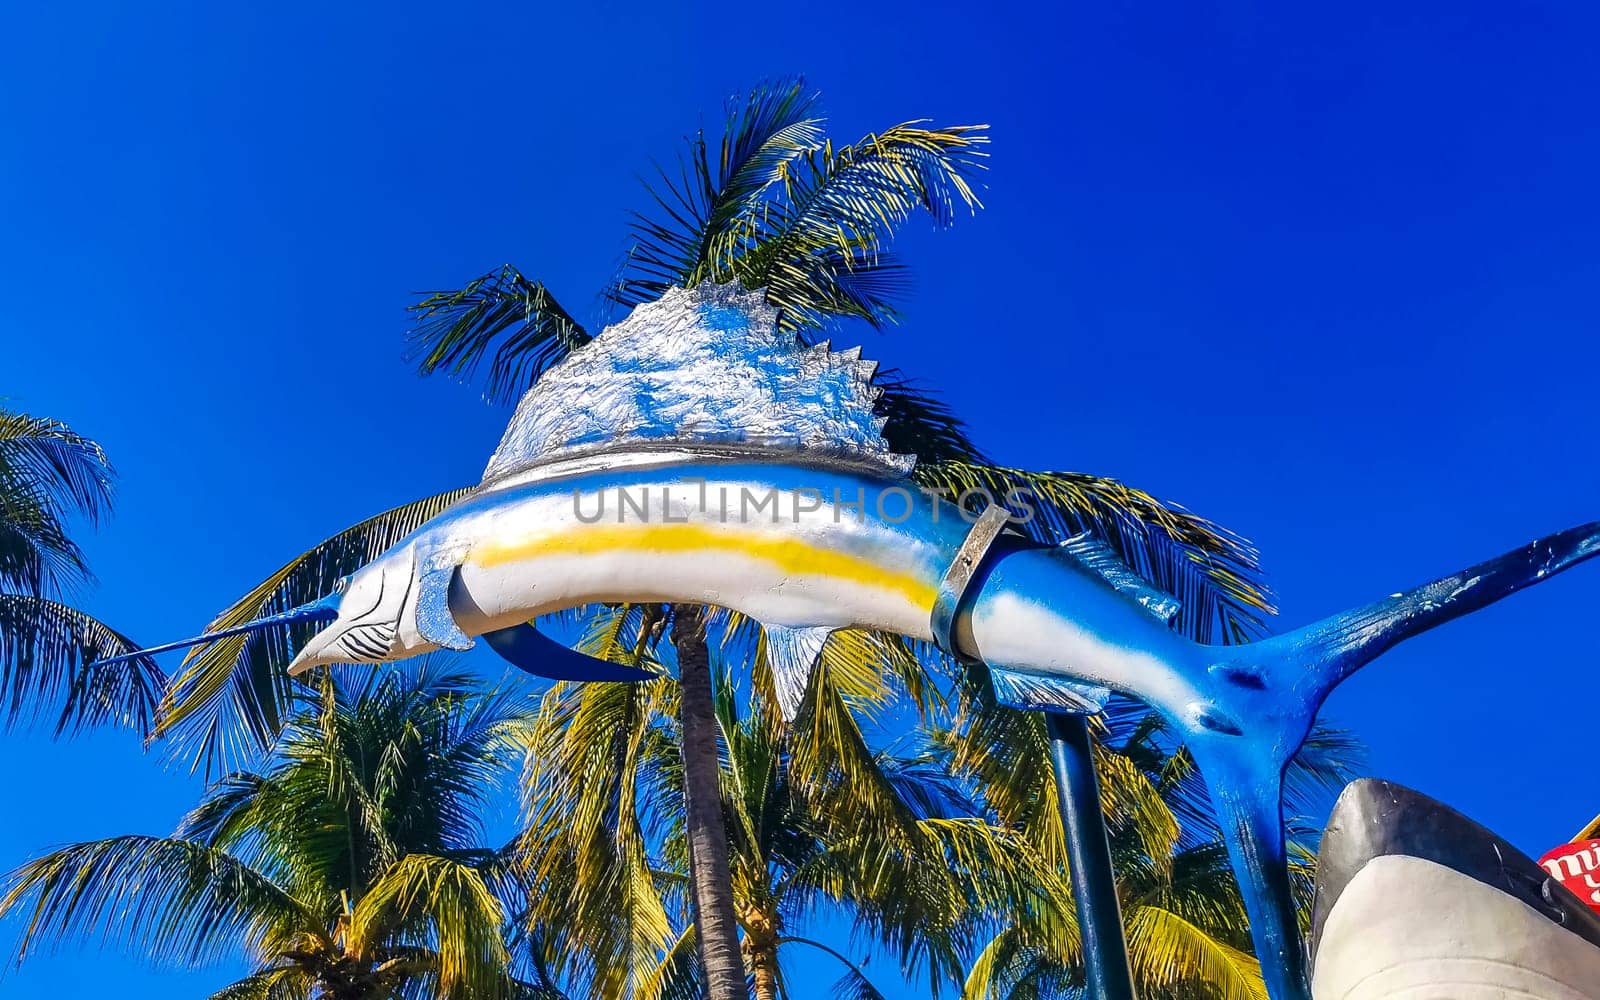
xmin=102 ymin=283 xmax=1600 ymax=1000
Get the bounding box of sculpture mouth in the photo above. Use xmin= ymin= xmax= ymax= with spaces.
xmin=286 ymin=620 xmax=397 ymax=675
xmin=287 ymin=633 xmax=336 ymax=676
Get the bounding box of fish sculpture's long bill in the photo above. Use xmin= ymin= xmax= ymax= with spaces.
xmin=89 ymin=596 xmax=341 ymax=669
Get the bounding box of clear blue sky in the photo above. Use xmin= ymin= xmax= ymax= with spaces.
xmin=4 ymin=1 xmax=1599 ymax=996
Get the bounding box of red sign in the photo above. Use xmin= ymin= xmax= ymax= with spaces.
xmin=1539 ymin=839 xmax=1600 ymax=912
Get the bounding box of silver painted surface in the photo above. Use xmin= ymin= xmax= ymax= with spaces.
xmin=482 ymin=283 xmax=914 ymax=485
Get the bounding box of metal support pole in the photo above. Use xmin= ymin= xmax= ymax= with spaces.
xmin=1046 ymin=711 xmax=1137 ymax=1000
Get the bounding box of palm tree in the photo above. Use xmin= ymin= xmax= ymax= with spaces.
xmin=949 ymin=693 xmax=1362 ymax=1000
xmin=0 ymin=406 xmax=162 ymax=734
xmin=153 ymin=78 xmax=1278 ymax=995
xmin=519 ymin=627 xmax=1058 ymax=1000
xmin=0 ymin=660 xmax=556 ymax=999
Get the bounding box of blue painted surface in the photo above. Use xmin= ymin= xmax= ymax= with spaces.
xmin=482 ymin=622 xmax=658 ymax=682
xmin=88 ymin=594 xmax=339 ymax=667
xmin=5 ymin=2 xmax=1600 ymax=997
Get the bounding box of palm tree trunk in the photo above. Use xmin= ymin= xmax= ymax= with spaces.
xmin=673 ymin=604 xmax=746 ymax=999
xmin=747 ymin=944 xmax=780 ymax=1000
xmin=741 ymin=904 xmax=782 ymax=1000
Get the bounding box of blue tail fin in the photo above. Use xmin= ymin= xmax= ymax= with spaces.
xmin=1194 ymin=521 xmax=1600 ymax=1000
xmin=1284 ymin=520 xmax=1600 ymax=701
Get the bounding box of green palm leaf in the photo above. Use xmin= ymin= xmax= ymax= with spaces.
xmin=0 ymin=594 xmax=164 ymax=735
xmin=0 ymin=408 xmax=115 ymax=595
xmin=614 ymin=81 xmax=988 ymax=334
xmin=1125 ymin=906 xmax=1266 ymax=1000
xmin=518 ymin=671 xmax=680 ymax=993
xmin=0 ymin=409 xmax=115 ymax=525
xmin=631 ymin=924 xmax=701 ymax=1000
xmin=408 ymin=267 xmax=591 ymax=406
xmin=206 ymin=966 xmax=313 ymax=1000
xmin=949 ymin=695 xmax=1360 ymax=998
xmin=960 ymin=924 xmax=1066 ymax=1000
xmin=736 ymin=121 xmax=988 ymax=332
xmin=0 ymin=835 xmax=320 ymax=966
xmin=0 ymin=455 xmax=92 ymax=595
xmin=874 ymin=371 xmax=987 ymax=465
xmin=347 ymin=853 xmax=513 ymax=998
xmin=609 ymin=77 xmax=825 ymax=309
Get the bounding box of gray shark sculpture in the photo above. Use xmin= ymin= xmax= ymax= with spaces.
xmin=1313 ymin=779 xmax=1600 ymax=999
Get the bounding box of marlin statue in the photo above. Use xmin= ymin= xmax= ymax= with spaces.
xmin=100 ymin=284 xmax=1600 ymax=1000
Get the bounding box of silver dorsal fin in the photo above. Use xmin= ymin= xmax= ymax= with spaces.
xmin=481 ymin=283 xmax=914 ymax=486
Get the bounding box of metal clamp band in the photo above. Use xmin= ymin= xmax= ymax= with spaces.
xmin=930 ymin=504 xmax=1012 ymax=658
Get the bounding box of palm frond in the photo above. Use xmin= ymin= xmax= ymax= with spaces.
xmin=960 ymin=924 xmax=1076 ymax=1000
xmin=155 ymin=488 xmax=475 ymax=773
xmin=0 ymin=835 xmax=319 ymax=967
xmin=889 ymin=819 xmax=1060 ymax=989
xmin=829 ymin=967 xmax=890 ymax=1000
xmin=1146 ymin=842 xmax=1253 ymax=943
xmin=518 ymin=669 xmax=680 ymax=993
xmin=175 ymin=770 xmax=271 ymax=847
xmin=1125 ymin=905 xmax=1267 ymax=1000
xmin=631 ymin=924 xmax=701 ymax=1000
xmin=610 ymin=77 xmax=825 ymax=309
xmin=407 ymin=267 xmax=591 ymax=406
xmin=0 ymin=594 xmax=164 ymax=735
xmin=1091 ymin=728 xmax=1180 ymax=873
xmin=938 ymin=686 xmax=1177 ymax=879
xmin=1282 ymin=724 xmax=1367 ymax=820
xmin=0 ymin=409 xmax=115 ymax=524
xmin=739 ymin=122 xmax=989 ymax=332
xmin=331 ymin=662 xmax=534 ymax=857
xmin=207 ymin=965 xmax=313 ymax=1000
xmin=347 ymin=853 xmax=512 ymax=999
xmin=766 ymin=672 xmax=1045 ymax=993
xmin=0 ymin=468 xmax=91 ymax=595
xmin=607 ymin=84 xmax=986 ymax=337
xmin=771 ymin=937 xmax=890 ymax=1000
xmin=185 ymin=662 xmax=532 ymax=908
xmin=872 ymin=371 xmax=987 ymax=465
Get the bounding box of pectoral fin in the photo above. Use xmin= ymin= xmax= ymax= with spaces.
xmin=988 ymin=664 xmax=1111 ymax=714
xmin=763 ymin=624 xmax=834 ymax=720
xmin=416 ymin=562 xmax=473 ymax=651
xmin=483 ymin=622 xmax=657 ymax=682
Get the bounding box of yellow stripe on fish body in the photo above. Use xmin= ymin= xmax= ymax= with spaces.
xmin=468 ymin=521 xmax=939 ymax=611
